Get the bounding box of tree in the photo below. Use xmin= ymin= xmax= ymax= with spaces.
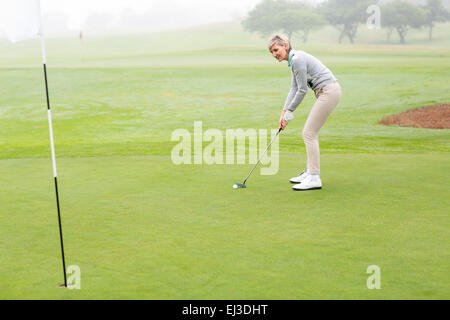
xmin=242 ymin=0 xmax=286 ymax=38
xmin=320 ymin=0 xmax=372 ymax=44
xmin=386 ymin=26 xmax=395 ymax=42
xmin=242 ymin=0 xmax=327 ymax=43
xmin=382 ymin=0 xmax=427 ymax=44
xmin=273 ymin=8 xmax=327 ymax=42
xmin=423 ymin=0 xmax=450 ymax=40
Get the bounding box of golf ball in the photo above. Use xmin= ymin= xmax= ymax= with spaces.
xmin=233 ymin=184 xmax=238 ymax=189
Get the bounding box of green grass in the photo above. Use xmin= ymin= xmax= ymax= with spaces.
xmin=1 ymin=154 xmax=448 ymax=299
xmin=0 ymin=21 xmax=449 ymax=299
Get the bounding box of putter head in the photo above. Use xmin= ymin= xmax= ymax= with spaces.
xmin=233 ymin=183 xmax=247 ymax=189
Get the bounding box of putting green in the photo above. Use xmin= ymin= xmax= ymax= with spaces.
xmin=0 ymin=153 xmax=448 ymax=299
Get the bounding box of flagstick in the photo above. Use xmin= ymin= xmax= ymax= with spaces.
xmin=40 ymin=36 xmax=68 ymax=288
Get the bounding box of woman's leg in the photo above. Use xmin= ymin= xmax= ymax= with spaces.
xmin=302 ymin=82 xmax=342 ymax=175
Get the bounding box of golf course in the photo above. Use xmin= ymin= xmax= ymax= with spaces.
xmin=0 ymin=21 xmax=449 ymax=299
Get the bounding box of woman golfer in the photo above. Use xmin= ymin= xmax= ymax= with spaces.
xmin=268 ymin=35 xmax=341 ymax=191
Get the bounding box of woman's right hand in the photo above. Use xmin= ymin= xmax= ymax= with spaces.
xmin=279 ymin=110 xmax=288 ymax=130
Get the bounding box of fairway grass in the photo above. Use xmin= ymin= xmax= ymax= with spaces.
xmin=0 ymin=22 xmax=449 ymax=299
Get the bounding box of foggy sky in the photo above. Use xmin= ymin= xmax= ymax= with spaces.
xmin=40 ymin=0 xmax=262 ymax=34
xmin=39 ymin=0 xmax=328 ymax=34
xmin=8 ymin=0 xmax=443 ymax=36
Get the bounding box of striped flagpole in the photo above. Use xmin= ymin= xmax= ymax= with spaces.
xmin=40 ymin=36 xmax=68 ymax=288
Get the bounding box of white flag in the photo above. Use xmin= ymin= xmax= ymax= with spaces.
xmin=0 ymin=0 xmax=42 ymax=43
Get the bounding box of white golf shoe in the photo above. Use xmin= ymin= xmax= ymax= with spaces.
xmin=289 ymin=171 xmax=309 ymax=184
xmin=292 ymin=175 xmax=322 ymax=191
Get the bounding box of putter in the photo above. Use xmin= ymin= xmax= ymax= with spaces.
xmin=233 ymin=128 xmax=282 ymax=189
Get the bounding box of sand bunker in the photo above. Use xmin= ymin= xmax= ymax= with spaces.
xmin=379 ymin=103 xmax=450 ymax=129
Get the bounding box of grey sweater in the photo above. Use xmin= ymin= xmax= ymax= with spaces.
xmin=284 ymin=50 xmax=337 ymax=111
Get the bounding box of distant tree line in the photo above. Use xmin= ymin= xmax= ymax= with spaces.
xmin=242 ymin=0 xmax=450 ymax=44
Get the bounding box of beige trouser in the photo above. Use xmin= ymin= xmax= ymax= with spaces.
xmin=303 ymin=81 xmax=342 ymax=175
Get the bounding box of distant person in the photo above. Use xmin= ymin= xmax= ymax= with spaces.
xmin=268 ymin=34 xmax=342 ymax=191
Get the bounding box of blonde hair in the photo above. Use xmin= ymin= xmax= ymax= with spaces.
xmin=268 ymin=34 xmax=291 ymax=51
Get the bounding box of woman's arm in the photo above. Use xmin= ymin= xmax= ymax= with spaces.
xmin=284 ymin=58 xmax=308 ymax=111
xmin=284 ymin=72 xmax=298 ymax=111
xmin=280 ymin=70 xmax=300 ymax=130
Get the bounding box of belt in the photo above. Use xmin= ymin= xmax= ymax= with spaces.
xmin=315 ymin=81 xmax=338 ymax=97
